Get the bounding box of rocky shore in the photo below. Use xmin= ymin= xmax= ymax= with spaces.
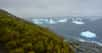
xmin=69 ymin=39 xmax=102 ymax=53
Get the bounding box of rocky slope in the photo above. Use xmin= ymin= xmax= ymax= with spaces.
xmin=67 ymin=39 xmax=102 ymax=53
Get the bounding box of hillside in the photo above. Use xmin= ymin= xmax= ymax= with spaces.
xmin=0 ymin=9 xmax=74 ymax=53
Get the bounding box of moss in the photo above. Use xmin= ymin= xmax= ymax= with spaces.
xmin=0 ymin=9 xmax=74 ymax=53
xmin=10 ymin=48 xmax=24 ymax=53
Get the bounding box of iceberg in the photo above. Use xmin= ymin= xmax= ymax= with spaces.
xmin=72 ymin=21 xmax=85 ymax=24
xmin=57 ymin=18 xmax=68 ymax=23
xmin=80 ymin=30 xmax=96 ymax=38
xmin=49 ymin=19 xmax=57 ymax=24
xmin=32 ymin=19 xmax=49 ymax=24
xmin=32 ymin=18 xmax=67 ymax=24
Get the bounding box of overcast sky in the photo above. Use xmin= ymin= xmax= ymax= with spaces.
xmin=81 ymin=0 xmax=102 ymax=16
xmin=0 ymin=0 xmax=102 ymax=17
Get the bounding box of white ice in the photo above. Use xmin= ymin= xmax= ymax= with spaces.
xmin=57 ymin=19 xmax=68 ymax=23
xmin=49 ymin=19 xmax=57 ymax=24
xmin=80 ymin=30 xmax=96 ymax=38
xmin=72 ymin=21 xmax=85 ymax=24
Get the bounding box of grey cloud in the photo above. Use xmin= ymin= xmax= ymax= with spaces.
xmin=80 ymin=0 xmax=102 ymax=16
xmin=0 ymin=0 xmax=48 ymax=8
xmin=0 ymin=0 xmax=102 ymax=17
xmin=0 ymin=0 xmax=79 ymax=17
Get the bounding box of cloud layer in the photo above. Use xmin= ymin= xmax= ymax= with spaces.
xmin=0 ymin=0 xmax=102 ymax=17
xmin=81 ymin=0 xmax=102 ymax=16
xmin=0 ymin=0 xmax=79 ymax=17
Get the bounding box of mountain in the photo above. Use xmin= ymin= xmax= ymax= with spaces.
xmin=0 ymin=9 xmax=74 ymax=53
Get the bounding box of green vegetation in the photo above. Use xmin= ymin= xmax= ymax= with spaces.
xmin=0 ymin=9 xmax=74 ymax=53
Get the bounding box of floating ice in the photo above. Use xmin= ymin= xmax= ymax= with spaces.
xmin=49 ymin=19 xmax=57 ymax=24
xmin=32 ymin=19 xmax=57 ymax=24
xmin=32 ymin=18 xmax=68 ymax=24
xmin=32 ymin=20 xmax=43 ymax=24
xmin=80 ymin=30 xmax=96 ymax=38
xmin=78 ymin=38 xmax=86 ymax=42
xmin=32 ymin=19 xmax=48 ymax=24
xmin=72 ymin=21 xmax=85 ymax=24
xmin=57 ymin=19 xmax=68 ymax=23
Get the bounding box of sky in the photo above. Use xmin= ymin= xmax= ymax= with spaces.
xmin=0 ymin=0 xmax=102 ymax=17
xmin=80 ymin=0 xmax=102 ymax=16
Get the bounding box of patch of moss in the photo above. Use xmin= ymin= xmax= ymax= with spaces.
xmin=0 ymin=9 xmax=74 ymax=53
